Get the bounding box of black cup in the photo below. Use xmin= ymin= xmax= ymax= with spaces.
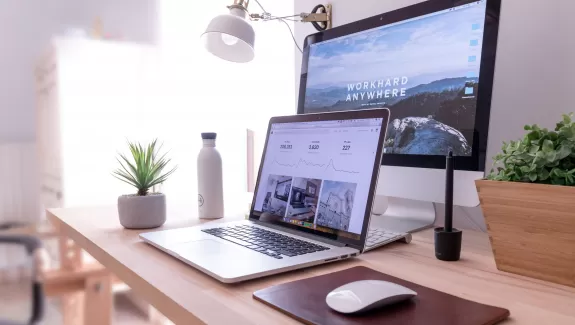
xmin=434 ymin=227 xmax=462 ymax=261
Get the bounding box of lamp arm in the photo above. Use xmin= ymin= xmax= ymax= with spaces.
xmin=247 ymin=2 xmax=332 ymax=31
xmin=250 ymin=12 xmax=328 ymax=23
xmin=249 ymin=13 xmax=300 ymax=21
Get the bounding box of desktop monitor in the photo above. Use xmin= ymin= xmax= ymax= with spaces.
xmin=297 ymin=0 xmax=501 ymax=224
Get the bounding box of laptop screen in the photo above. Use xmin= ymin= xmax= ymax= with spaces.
xmin=252 ymin=117 xmax=384 ymax=241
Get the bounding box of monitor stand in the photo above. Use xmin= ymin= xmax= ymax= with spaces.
xmin=369 ymin=196 xmax=436 ymax=234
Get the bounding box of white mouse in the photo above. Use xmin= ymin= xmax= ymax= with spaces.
xmin=326 ymin=280 xmax=417 ymax=314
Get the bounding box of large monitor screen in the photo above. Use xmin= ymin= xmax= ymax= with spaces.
xmin=252 ymin=118 xmax=384 ymax=240
xmin=301 ymin=0 xmax=490 ymax=158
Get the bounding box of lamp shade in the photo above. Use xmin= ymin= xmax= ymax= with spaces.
xmin=201 ymin=8 xmax=255 ymax=63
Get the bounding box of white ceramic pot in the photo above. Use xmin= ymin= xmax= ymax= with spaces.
xmin=117 ymin=193 xmax=166 ymax=229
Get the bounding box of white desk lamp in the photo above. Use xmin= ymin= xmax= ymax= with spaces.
xmin=202 ymin=0 xmax=332 ymax=63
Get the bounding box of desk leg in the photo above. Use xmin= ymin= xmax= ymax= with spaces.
xmin=58 ymin=232 xmax=87 ymax=325
xmin=58 ymin=235 xmax=83 ymax=270
xmin=54 ymin=227 xmax=114 ymax=325
xmin=84 ymin=274 xmax=113 ymax=325
xmin=62 ymin=292 xmax=84 ymax=325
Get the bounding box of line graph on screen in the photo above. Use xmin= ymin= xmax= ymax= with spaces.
xmin=272 ymin=157 xmax=359 ymax=174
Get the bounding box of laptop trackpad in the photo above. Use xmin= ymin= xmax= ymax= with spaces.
xmin=173 ymin=239 xmax=228 ymax=255
xmin=171 ymin=239 xmax=267 ymax=279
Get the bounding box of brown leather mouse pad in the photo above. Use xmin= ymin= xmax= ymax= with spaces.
xmin=253 ymin=266 xmax=509 ymax=325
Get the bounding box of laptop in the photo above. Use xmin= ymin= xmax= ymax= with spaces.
xmin=140 ymin=108 xmax=409 ymax=283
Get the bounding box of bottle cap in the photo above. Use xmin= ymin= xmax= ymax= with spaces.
xmin=201 ymin=133 xmax=217 ymax=140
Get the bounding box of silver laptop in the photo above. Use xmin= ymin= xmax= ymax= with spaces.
xmin=140 ymin=109 xmax=409 ymax=283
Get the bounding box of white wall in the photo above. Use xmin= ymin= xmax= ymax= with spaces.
xmin=294 ymin=0 xmax=575 ymax=231
xmin=0 ymin=0 xmax=158 ymax=142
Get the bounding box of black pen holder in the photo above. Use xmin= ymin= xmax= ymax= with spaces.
xmin=434 ymin=227 xmax=462 ymax=261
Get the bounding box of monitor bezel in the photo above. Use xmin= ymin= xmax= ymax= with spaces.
xmin=249 ymin=109 xmax=390 ymax=251
xmin=297 ymin=0 xmax=501 ymax=172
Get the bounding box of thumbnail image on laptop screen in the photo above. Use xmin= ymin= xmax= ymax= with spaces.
xmin=302 ymin=1 xmax=488 ymax=157
xmin=252 ymin=118 xmax=384 ymax=239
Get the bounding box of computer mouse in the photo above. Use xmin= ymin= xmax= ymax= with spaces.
xmin=326 ymin=280 xmax=417 ymax=314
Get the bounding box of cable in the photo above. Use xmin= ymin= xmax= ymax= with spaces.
xmin=269 ymin=14 xmax=301 ymax=20
xmin=278 ymin=19 xmax=303 ymax=53
xmin=253 ymin=0 xmax=268 ymax=13
xmin=276 ymin=17 xmax=299 ymax=22
xmin=251 ymin=0 xmax=303 ymax=52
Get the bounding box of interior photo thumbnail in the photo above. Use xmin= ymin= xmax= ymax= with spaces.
xmin=285 ymin=177 xmax=322 ymax=225
xmin=316 ymin=180 xmax=357 ymax=232
xmin=261 ymin=175 xmax=292 ymax=217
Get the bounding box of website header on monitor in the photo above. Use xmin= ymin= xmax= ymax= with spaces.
xmin=301 ymin=0 xmax=488 ymax=158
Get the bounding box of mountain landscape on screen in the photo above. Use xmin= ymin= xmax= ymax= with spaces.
xmin=305 ymin=78 xmax=478 ymax=156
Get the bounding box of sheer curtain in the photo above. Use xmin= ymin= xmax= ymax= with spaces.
xmin=155 ymin=0 xmax=296 ymax=214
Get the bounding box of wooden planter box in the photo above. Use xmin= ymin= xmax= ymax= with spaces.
xmin=476 ymin=179 xmax=575 ymax=287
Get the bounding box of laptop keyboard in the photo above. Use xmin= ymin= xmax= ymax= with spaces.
xmin=202 ymin=225 xmax=330 ymax=259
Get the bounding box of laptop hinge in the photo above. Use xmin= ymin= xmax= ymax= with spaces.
xmin=252 ymin=220 xmax=347 ymax=248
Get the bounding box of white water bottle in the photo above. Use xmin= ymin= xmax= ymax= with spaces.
xmin=197 ymin=132 xmax=224 ymax=219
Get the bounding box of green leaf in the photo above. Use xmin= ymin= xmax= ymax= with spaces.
xmin=532 ymin=151 xmax=546 ymax=167
xmin=560 ymin=125 xmax=575 ymax=141
xmin=556 ymin=145 xmax=571 ymax=160
xmin=528 ymin=172 xmax=538 ymax=182
xmin=112 ymin=174 xmax=140 ymax=188
xmin=545 ymin=151 xmax=558 ymax=164
xmin=538 ymin=168 xmax=550 ymax=181
xmin=118 ymin=154 xmax=138 ymax=176
xmin=547 ymin=160 xmax=560 ymax=168
xmin=527 ymin=131 xmax=540 ymax=142
xmin=548 ymin=132 xmax=559 ymax=141
xmin=553 ymin=169 xmax=566 ymax=177
xmin=113 ymin=139 xmax=177 ymax=195
xmin=542 ymin=139 xmax=554 ymax=152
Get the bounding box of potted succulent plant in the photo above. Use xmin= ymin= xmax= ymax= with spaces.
xmin=113 ymin=139 xmax=177 ymax=229
xmin=476 ymin=114 xmax=575 ymax=287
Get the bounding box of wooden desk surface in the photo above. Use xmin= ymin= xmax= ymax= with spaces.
xmin=48 ymin=206 xmax=575 ymax=325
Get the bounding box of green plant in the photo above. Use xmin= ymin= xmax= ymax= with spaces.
xmin=488 ymin=114 xmax=575 ymax=185
xmin=113 ymin=139 xmax=177 ymax=195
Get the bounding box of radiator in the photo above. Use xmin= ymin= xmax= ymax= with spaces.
xmin=0 ymin=142 xmax=40 ymax=272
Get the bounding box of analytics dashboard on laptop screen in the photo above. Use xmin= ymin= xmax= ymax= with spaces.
xmin=301 ymin=0 xmax=488 ymax=158
xmin=252 ymin=118 xmax=383 ymax=240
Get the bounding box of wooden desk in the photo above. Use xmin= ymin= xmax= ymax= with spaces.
xmin=48 ymin=206 xmax=575 ymax=325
